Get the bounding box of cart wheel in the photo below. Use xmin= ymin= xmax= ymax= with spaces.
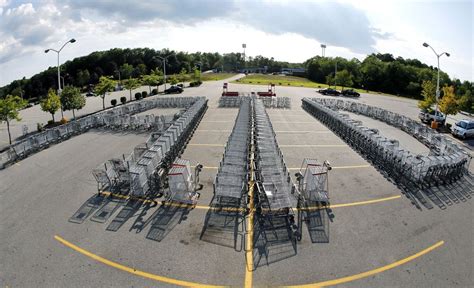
xmin=297 ymin=234 xmax=302 ymax=241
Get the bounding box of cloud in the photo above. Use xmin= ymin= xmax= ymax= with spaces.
xmin=0 ymin=2 xmax=60 ymax=64
xmin=0 ymin=0 xmax=389 ymax=66
xmin=63 ymin=0 xmax=385 ymax=53
xmin=233 ymin=1 xmax=381 ymax=53
xmin=65 ymin=0 xmax=235 ymax=24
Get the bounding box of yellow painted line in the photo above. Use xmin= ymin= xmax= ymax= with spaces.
xmin=15 ymin=163 xmax=21 ymax=166
xmin=286 ymin=165 xmax=371 ymax=171
xmin=197 ymin=129 xmax=232 ymax=132
xmin=245 ymin=132 xmax=256 ymax=288
xmin=204 ymin=165 xmax=371 ymax=171
xmin=245 ymin=181 xmax=255 ymax=287
xmin=100 ymin=191 xmax=245 ymax=212
xmin=302 ymin=195 xmax=402 ymax=211
xmin=275 ymin=130 xmax=331 ymax=133
xmin=101 ymin=190 xmax=400 ymax=212
xmin=279 ymin=144 xmax=346 ymax=148
xmin=272 ymin=121 xmax=315 ymax=124
xmin=54 ymin=235 xmax=224 ymax=288
xmin=188 ymin=143 xmax=226 ymax=147
xmin=286 ymin=240 xmax=445 ymax=288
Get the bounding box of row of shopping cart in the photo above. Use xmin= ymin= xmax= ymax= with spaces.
xmin=213 ymin=98 xmax=251 ymax=208
xmin=219 ymin=96 xmax=291 ymax=109
xmin=92 ymin=97 xmax=208 ymax=199
xmin=303 ymin=98 xmax=471 ymax=187
xmin=99 ymin=113 xmax=178 ymax=131
xmin=254 ymin=98 xmax=296 ymax=215
xmin=312 ymin=98 xmax=468 ymax=156
xmin=0 ymin=97 xmax=199 ymax=169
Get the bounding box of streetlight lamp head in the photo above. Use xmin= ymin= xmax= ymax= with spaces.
xmin=445 ymin=53 xmax=450 ymax=57
xmin=70 ymin=38 xmax=76 ymax=43
xmin=44 ymin=49 xmax=50 ymax=53
xmin=423 ymin=42 xmax=429 ymax=47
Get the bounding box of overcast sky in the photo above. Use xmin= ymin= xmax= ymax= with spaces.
xmin=0 ymin=0 xmax=472 ymax=86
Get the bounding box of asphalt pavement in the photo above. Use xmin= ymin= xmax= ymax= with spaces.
xmin=0 ymin=75 xmax=472 ymax=287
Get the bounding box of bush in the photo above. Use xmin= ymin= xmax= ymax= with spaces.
xmin=120 ymin=97 xmax=127 ymax=104
xmin=60 ymin=117 xmax=68 ymax=124
xmin=111 ymin=99 xmax=117 ymax=106
xmin=47 ymin=120 xmax=54 ymax=126
xmin=135 ymin=92 xmax=142 ymax=100
xmin=151 ymin=89 xmax=158 ymax=95
xmin=141 ymin=91 xmax=148 ymax=98
xmin=37 ymin=123 xmax=44 ymax=132
xmin=189 ymin=81 xmax=202 ymax=87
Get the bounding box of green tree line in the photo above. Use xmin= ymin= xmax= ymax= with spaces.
xmin=1 ymin=49 xmax=473 ymax=112
xmin=306 ymin=53 xmax=473 ymax=112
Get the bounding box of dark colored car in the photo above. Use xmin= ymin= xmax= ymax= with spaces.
xmin=164 ymin=86 xmax=184 ymax=94
xmin=86 ymin=91 xmax=95 ymax=97
xmin=341 ymin=89 xmax=360 ymax=97
xmin=318 ymin=88 xmax=340 ymax=96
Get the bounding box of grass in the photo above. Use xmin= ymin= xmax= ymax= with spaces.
xmin=231 ymin=74 xmax=390 ymax=95
xmin=200 ymin=73 xmax=237 ymax=81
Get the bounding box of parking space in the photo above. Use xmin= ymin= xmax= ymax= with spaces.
xmin=1 ymin=79 xmax=472 ymax=287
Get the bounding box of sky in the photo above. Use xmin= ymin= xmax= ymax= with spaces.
xmin=0 ymin=0 xmax=472 ymax=87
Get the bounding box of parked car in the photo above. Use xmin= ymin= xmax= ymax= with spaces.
xmin=318 ymin=88 xmax=340 ymax=96
xmin=451 ymin=119 xmax=474 ymax=139
xmin=164 ymin=86 xmax=184 ymax=94
xmin=341 ymin=89 xmax=360 ymax=97
xmin=418 ymin=108 xmax=446 ymax=125
xmin=86 ymin=91 xmax=95 ymax=97
xmin=177 ymin=83 xmax=184 ymax=88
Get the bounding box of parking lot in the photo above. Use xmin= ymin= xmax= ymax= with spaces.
xmin=0 ymin=77 xmax=473 ymax=287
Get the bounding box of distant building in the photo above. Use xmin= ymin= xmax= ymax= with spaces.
xmin=281 ymin=67 xmax=306 ymax=76
xmin=238 ymin=67 xmax=268 ymax=73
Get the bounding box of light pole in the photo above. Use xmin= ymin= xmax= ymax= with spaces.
xmin=242 ymin=43 xmax=246 ymax=72
xmin=115 ymin=69 xmax=121 ymax=87
xmin=422 ymin=42 xmax=450 ymax=122
xmin=156 ymin=53 xmax=174 ymax=92
xmin=45 ymin=38 xmax=76 ymax=119
xmin=320 ymin=44 xmax=326 ymax=57
xmin=60 ymin=76 xmax=65 ymax=89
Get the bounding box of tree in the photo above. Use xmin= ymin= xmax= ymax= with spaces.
xmin=120 ymin=63 xmax=134 ymax=79
xmin=178 ymin=68 xmax=188 ymax=84
xmin=169 ymin=75 xmax=178 ymax=85
xmin=418 ymin=80 xmax=436 ymax=110
xmin=123 ymin=78 xmax=141 ymax=101
xmin=325 ymin=74 xmax=334 ymax=86
xmin=141 ymin=74 xmax=159 ymax=95
xmin=335 ymin=69 xmax=353 ymax=90
xmin=439 ymin=85 xmax=459 ymax=116
xmin=0 ymin=95 xmax=27 ymax=145
xmin=193 ymin=67 xmax=201 ymax=82
xmin=76 ymin=69 xmax=90 ymax=87
xmin=40 ymin=88 xmax=61 ymax=122
xmin=94 ymin=76 xmax=116 ymax=109
xmin=61 ymin=86 xmax=85 ymax=119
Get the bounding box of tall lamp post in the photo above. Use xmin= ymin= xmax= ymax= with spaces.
xmin=242 ymin=43 xmax=246 ymax=72
xmin=422 ymin=42 xmax=450 ymax=124
xmin=157 ymin=53 xmax=174 ymax=92
xmin=45 ymin=38 xmax=76 ymax=118
xmin=320 ymin=44 xmax=326 ymax=57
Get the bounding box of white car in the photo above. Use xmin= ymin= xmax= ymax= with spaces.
xmin=451 ymin=120 xmax=474 ymax=139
